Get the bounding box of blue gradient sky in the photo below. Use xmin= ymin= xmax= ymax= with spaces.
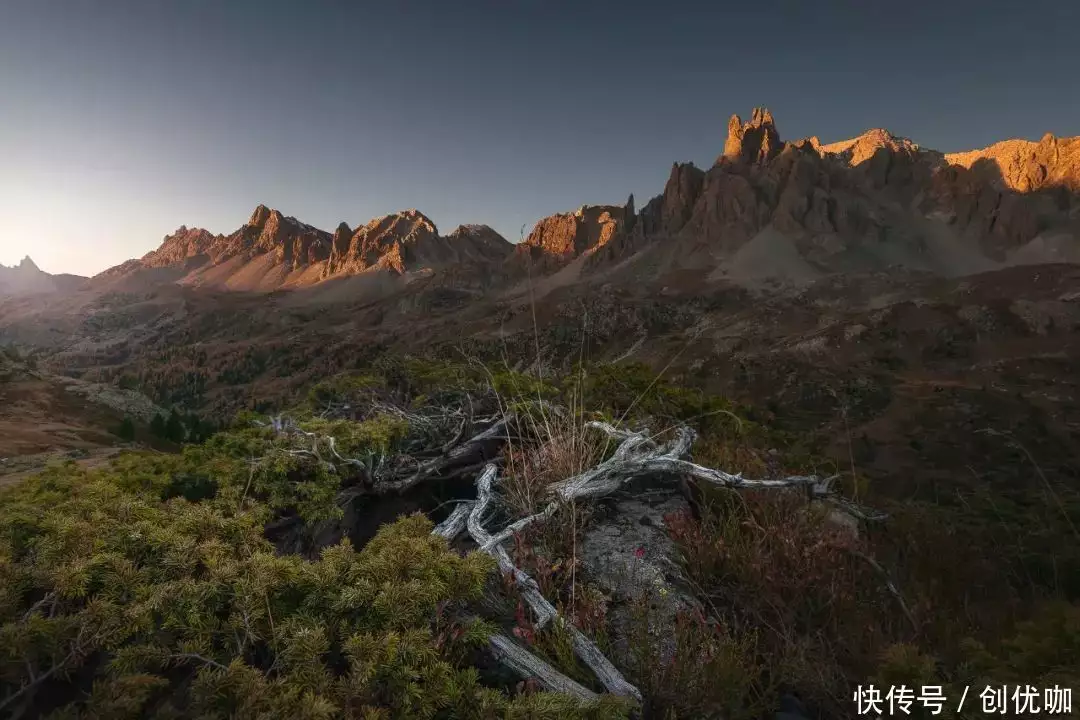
xmin=2 ymin=0 xmax=1078 ymax=276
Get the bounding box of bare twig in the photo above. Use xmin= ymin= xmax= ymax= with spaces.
xmin=847 ymin=549 xmax=919 ymax=633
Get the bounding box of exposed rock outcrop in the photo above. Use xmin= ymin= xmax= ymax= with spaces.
xmin=945 ymin=133 xmax=1080 ymax=193
xmin=323 ymin=210 xmax=509 ymax=276
xmin=719 ymin=107 xmax=784 ymax=166
xmin=820 ymin=128 xmax=920 ymax=167
xmin=631 ymin=110 xmax=1080 ymax=280
xmin=520 ymin=204 xmax=633 ymax=258
xmin=223 ymin=206 xmax=332 ymax=271
xmin=142 ymin=206 xmax=332 ymax=274
xmin=326 ymin=209 xmax=439 ymax=274
xmin=141 ymin=226 xmax=222 ymax=268
xmin=637 ymin=163 xmax=706 ymax=237
xmin=90 ymin=107 xmax=1080 ymax=298
xmin=100 ymin=205 xmax=510 ymax=292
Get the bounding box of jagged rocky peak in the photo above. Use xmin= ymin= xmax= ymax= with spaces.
xmin=446 ymin=224 xmax=510 ymax=248
xmin=819 ymin=128 xmax=920 ymax=166
xmin=636 ymin=161 xmax=707 ymax=238
xmin=945 ymin=132 xmax=1080 ymax=193
xmin=523 ymin=203 xmax=633 ymax=257
xmin=436 ymin=224 xmax=513 ymax=265
xmin=332 ymin=221 xmax=353 ymax=257
xmin=142 ymin=225 xmax=220 ymax=268
xmin=248 ymin=203 xmax=273 ymax=228
xmin=720 ymin=107 xmax=784 ymax=166
xmin=326 ymin=209 xmax=443 ymax=275
xmin=357 ymin=209 xmax=440 ymax=248
xmin=0 ymin=255 xmax=81 ymax=296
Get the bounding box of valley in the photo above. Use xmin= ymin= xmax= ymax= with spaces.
xmin=2 ymin=107 xmax=1079 ymax=719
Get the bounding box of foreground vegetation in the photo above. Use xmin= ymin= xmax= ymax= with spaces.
xmin=0 ymin=404 xmax=626 ymax=718
xmin=2 ymin=354 xmax=1078 ymax=718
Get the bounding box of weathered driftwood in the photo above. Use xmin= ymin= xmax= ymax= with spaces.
xmin=848 ymin=549 xmax=918 ymax=631
xmin=551 ymin=422 xmax=830 ymax=502
xmin=381 ymin=418 xmax=510 ymax=493
xmin=268 ymin=414 xmax=510 ymax=498
xmin=483 ymin=422 xmax=863 ymax=552
xmin=332 ymin=404 xmax=886 ymax=706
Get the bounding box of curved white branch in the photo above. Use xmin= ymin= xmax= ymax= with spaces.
xmin=432 ymin=502 xmax=474 ymax=540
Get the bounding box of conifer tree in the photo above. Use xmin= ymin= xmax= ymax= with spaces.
xmin=165 ymin=408 xmax=185 ymax=443
xmin=117 ymin=416 xmax=135 ymax=441
xmin=150 ymin=413 xmax=166 ymax=438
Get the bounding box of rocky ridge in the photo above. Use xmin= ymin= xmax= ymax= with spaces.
xmin=104 ymin=207 xmax=513 ymax=292
xmin=72 ymin=107 xmax=1080 ymax=297
xmin=517 ymin=107 xmax=1080 ymax=288
xmin=325 ymin=210 xmax=511 ymax=276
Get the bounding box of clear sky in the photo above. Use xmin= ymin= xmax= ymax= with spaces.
xmin=1 ymin=0 xmax=1078 ymax=276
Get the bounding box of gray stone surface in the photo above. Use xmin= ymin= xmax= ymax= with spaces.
xmin=580 ymin=491 xmax=701 ymax=666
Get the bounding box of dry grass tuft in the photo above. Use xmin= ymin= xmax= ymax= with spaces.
xmin=501 ymin=413 xmax=604 ymax=518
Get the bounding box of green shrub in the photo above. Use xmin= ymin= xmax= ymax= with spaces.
xmin=0 ymin=447 xmax=627 ymax=719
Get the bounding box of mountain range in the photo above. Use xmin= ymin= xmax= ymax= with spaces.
xmin=9 ymin=107 xmax=1079 ymax=300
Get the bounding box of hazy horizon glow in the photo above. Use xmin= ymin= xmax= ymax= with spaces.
xmin=2 ymin=0 xmax=1079 ymax=276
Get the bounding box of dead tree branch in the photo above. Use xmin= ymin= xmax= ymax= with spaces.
xmin=488 ymin=633 xmax=599 ymax=702
xmin=468 ymin=464 xmax=643 ymax=701
xmin=432 ymin=501 xmax=473 ymax=540
xmin=449 ymin=420 xmax=887 ymax=705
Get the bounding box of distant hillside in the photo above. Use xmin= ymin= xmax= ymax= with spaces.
xmin=0 ymin=256 xmax=85 ymax=296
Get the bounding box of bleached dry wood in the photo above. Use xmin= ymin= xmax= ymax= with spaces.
xmin=268 ymin=413 xmax=510 ymax=497
xmin=848 ymin=549 xmax=918 ymax=631
xmin=549 ymin=423 xmax=834 ymax=503
xmin=481 ymin=500 xmax=558 ymax=552
xmin=428 ymin=517 xmax=601 ymax=704
xmin=284 ymin=405 xmax=887 ymax=705
xmin=432 ymin=501 xmax=474 ymax=540
xmin=380 ymin=418 xmax=510 ymax=493
xmin=468 ymin=463 xmax=643 ymax=701
xmin=459 ymin=420 xmax=885 ymax=704
xmin=468 ymin=466 xmax=557 ymax=627
xmin=488 ymin=634 xmax=599 ymax=702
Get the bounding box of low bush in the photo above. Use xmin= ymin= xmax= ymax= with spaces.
xmin=0 ymin=418 xmax=630 ymax=719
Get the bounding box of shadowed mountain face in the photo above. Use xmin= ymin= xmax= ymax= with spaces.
xmin=551 ymin=110 xmax=1080 ymax=289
